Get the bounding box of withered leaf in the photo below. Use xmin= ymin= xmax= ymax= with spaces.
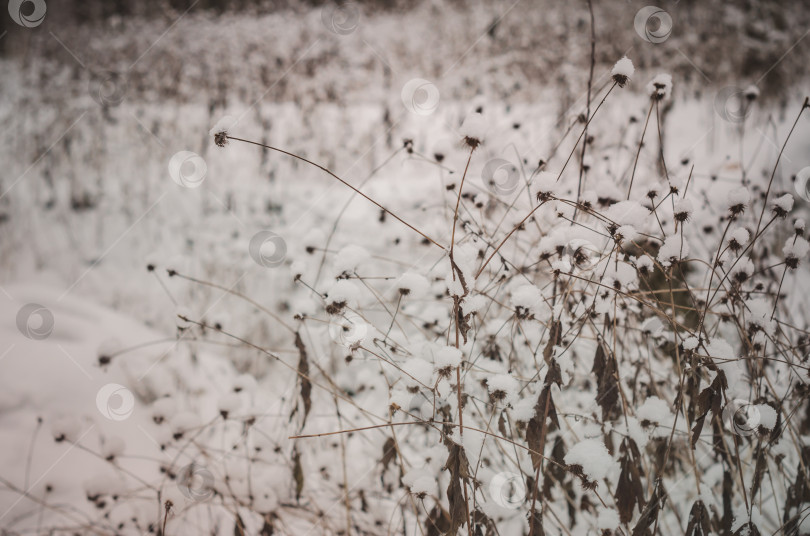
xmin=233 ymin=513 xmax=246 ymax=536
xmin=292 ymin=448 xmax=304 ymax=502
xmin=444 ymin=443 xmax=472 ymax=534
xmin=615 ymin=437 xmax=645 ymax=524
xmin=528 ymin=508 xmax=545 ymax=536
xmin=632 ymin=478 xmax=664 ymax=536
xmin=732 ymin=522 xmax=761 ymax=536
xmin=685 ymin=500 xmax=710 ymax=536
xmin=542 ymin=320 xmax=562 ymax=365
xmin=527 ymin=386 xmax=559 ymax=471
xmin=293 ymin=332 xmax=312 ymax=427
xmin=592 ymin=343 xmax=620 ymax=422
xmin=782 ymin=446 xmax=810 ymax=535
xmin=381 ymin=437 xmax=397 ymax=471
xmin=425 ymin=504 xmax=451 ymax=536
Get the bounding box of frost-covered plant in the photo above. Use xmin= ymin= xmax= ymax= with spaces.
xmin=8 ymin=36 xmax=810 ymax=536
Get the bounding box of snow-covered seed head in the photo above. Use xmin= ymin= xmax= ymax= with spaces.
xmin=636 ymin=255 xmax=653 ymax=277
xmin=209 ymin=115 xmax=236 ymax=147
xmin=673 ymin=198 xmax=692 ymax=223
xmin=728 ymin=227 xmax=749 ymax=253
xmin=611 ymin=56 xmax=634 ymax=88
xmin=460 ymin=111 xmax=486 ymax=149
xmin=771 ymin=193 xmax=794 ymax=219
xmin=647 ymin=73 xmax=672 ymax=101
xmin=783 ymin=236 xmax=809 ymax=270
xmin=727 ymin=187 xmax=750 ymax=217
xmin=744 ymin=84 xmax=760 ymax=101
xmin=535 ymin=171 xmax=557 ymax=203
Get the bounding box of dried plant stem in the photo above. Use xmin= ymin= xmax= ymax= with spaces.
xmin=753 ymin=98 xmax=808 ymax=237
xmin=449 ymin=145 xmax=476 ymax=536
xmin=225 ymin=135 xmax=446 ymax=250
xmin=475 ymin=84 xmax=617 ymax=279
xmin=573 ymin=0 xmax=596 ymax=221
xmin=626 ymin=99 xmax=655 ymax=200
xmin=169 ymin=270 xmax=295 ymax=333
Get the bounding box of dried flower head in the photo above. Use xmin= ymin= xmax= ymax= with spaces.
xmin=611 ymin=56 xmax=634 ymax=88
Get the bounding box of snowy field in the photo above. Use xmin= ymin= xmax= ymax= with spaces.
xmin=1 ymin=1 xmax=810 ymax=535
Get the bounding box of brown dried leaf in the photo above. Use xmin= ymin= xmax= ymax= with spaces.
xmin=444 ymin=443 xmax=472 ymax=534
xmin=685 ymin=500 xmax=710 ymax=536
xmin=527 ymin=386 xmax=558 ymax=471
xmin=292 ymin=448 xmax=304 ymax=502
xmin=615 ymin=437 xmax=645 ymax=524
xmin=293 ymin=332 xmax=312 ymax=426
xmin=542 ymin=320 xmax=561 ymax=365
xmin=592 ymin=343 xmax=620 ymax=422
xmin=632 ymin=478 xmax=664 ymax=536
xmin=381 ymin=437 xmax=397 ymax=472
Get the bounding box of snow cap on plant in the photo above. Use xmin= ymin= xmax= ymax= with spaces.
xmin=460 ymin=111 xmax=486 ymax=149
xmin=795 ymin=218 xmax=806 ymax=236
xmin=647 ymin=73 xmax=672 ymax=101
xmin=535 ymin=171 xmax=558 ymax=202
xmin=635 ymin=255 xmax=654 ymax=276
xmin=434 ymin=345 xmax=462 ymax=377
xmin=726 ymin=186 xmax=750 ymax=216
xmin=611 ymin=56 xmax=634 ymax=87
xmin=783 ymin=236 xmax=809 ymax=269
xmin=728 ymin=227 xmax=749 ymax=252
xmin=209 ymin=115 xmax=236 ymax=147
xmin=486 ymin=374 xmax=519 ymax=405
xmin=673 ymin=197 xmax=693 ymax=223
xmin=657 ymin=235 xmax=689 ymax=267
xmin=771 ymin=193 xmax=794 ymax=218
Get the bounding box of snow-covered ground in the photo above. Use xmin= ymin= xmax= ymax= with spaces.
xmin=2 ymin=2 xmax=810 ymax=535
